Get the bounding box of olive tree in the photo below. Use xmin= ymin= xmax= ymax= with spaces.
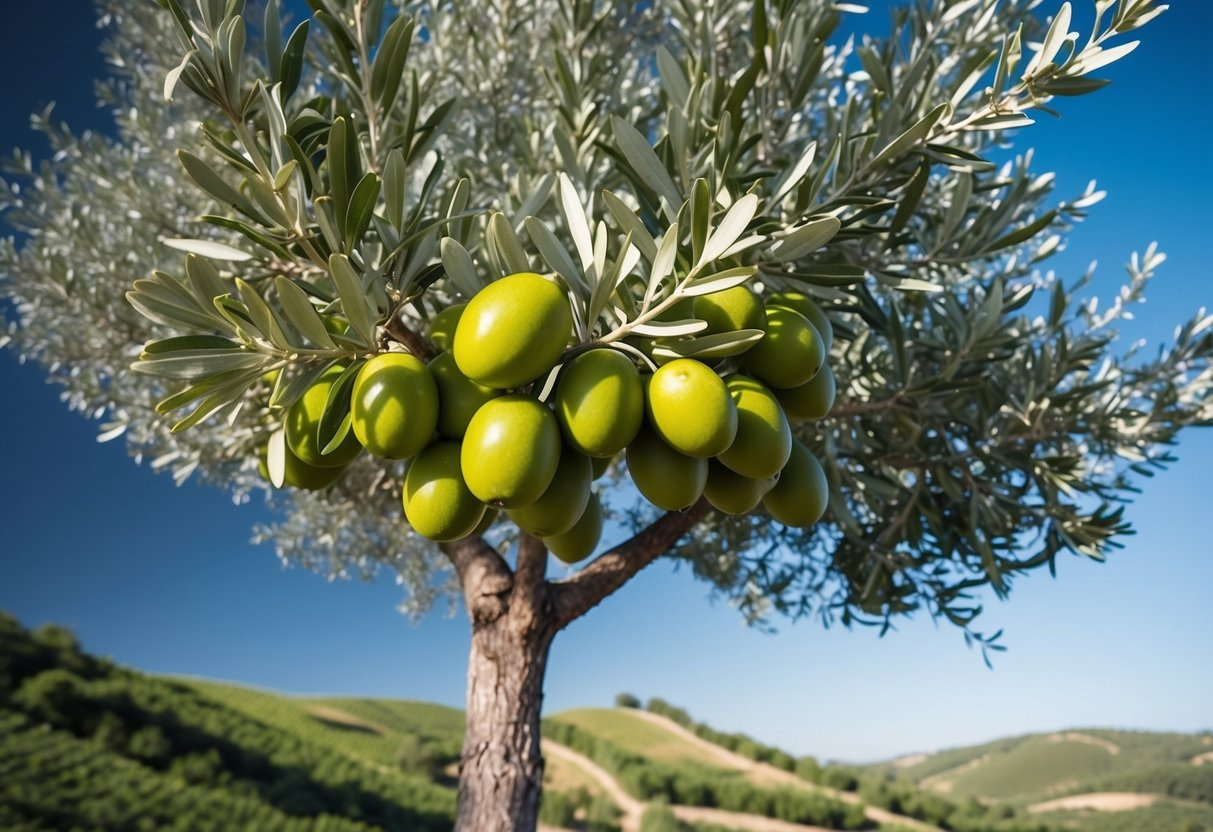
xmin=3 ymin=0 xmax=1209 ymax=829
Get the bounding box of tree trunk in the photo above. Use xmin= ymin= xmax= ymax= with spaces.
xmin=455 ymin=609 xmax=555 ymax=832
xmin=444 ymin=508 xmax=706 ymax=831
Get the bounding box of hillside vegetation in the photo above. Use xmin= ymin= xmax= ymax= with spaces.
xmin=869 ymin=727 xmax=1213 ymax=806
xmin=3 ymin=612 xmax=1209 ymax=832
xmin=0 ymin=613 xmax=455 ymax=831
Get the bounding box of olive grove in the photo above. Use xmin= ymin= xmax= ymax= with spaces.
xmin=1 ymin=0 xmax=1209 ymax=828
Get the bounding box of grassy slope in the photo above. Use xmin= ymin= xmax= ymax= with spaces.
xmin=178 ymin=678 xmax=464 ymax=769
xmin=876 ymin=729 xmax=1213 ymax=805
xmin=551 ymin=707 xmax=740 ymax=770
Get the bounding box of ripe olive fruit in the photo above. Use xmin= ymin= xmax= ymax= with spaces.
xmin=717 ymin=375 xmax=793 ymax=480
xmin=403 ymin=441 xmax=486 ymax=542
xmin=768 ymin=291 xmax=834 ymax=352
xmin=763 ymin=439 xmax=829 ymax=527
xmin=646 ymin=358 xmax=738 ymax=458
xmin=428 ymin=351 xmax=500 ymax=438
xmin=590 ymin=454 xmax=613 ymax=480
xmin=545 ymin=492 xmax=604 ymax=565
xmin=555 ymin=348 xmax=644 ymax=457
xmin=427 ymin=302 xmax=466 ymax=352
xmin=703 ymin=460 xmax=777 ymax=515
xmin=351 ymin=353 xmax=439 ymax=460
xmin=742 ymin=306 xmax=825 ymax=389
xmin=461 ymin=394 xmax=561 ymax=507
xmin=508 ymin=450 xmax=593 ymax=538
xmin=774 ymin=364 xmax=836 ymax=422
xmin=453 ymin=272 xmax=573 ymax=389
xmin=625 ymin=427 xmax=708 ymax=511
xmin=285 ymin=363 xmax=363 ymax=467
xmin=691 ymin=285 xmax=766 ymax=336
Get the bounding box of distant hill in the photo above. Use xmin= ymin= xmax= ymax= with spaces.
xmin=864 ymin=726 xmax=1213 ymax=831
xmin=3 ymin=611 xmax=1211 ymax=832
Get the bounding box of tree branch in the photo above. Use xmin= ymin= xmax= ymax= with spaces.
xmin=442 ymin=535 xmax=514 ymax=625
xmin=549 ymin=500 xmax=709 ymax=629
xmin=383 ymin=310 xmax=437 ymax=360
xmin=511 ymin=533 xmax=549 ymax=627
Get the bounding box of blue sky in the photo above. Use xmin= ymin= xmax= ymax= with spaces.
xmin=1 ymin=1 xmax=1210 ymax=763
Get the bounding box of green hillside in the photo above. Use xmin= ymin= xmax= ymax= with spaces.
xmin=871 ymin=728 xmax=1213 ymax=806
xmin=4 ymin=610 xmax=1208 ymax=832
xmin=0 ymin=612 xmax=456 ymax=831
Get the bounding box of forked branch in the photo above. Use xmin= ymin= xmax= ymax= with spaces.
xmin=443 ymin=534 xmax=514 ymax=624
xmin=549 ymin=500 xmax=709 ymax=629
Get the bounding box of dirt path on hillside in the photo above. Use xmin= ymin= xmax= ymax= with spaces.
xmin=543 ymin=741 xmax=646 ymax=832
xmin=543 ymin=740 xmax=840 ymax=832
xmin=303 ymin=705 xmax=389 ymax=735
xmin=1045 ymin=732 xmax=1120 ymax=755
xmin=920 ymin=754 xmax=990 ymax=794
xmin=626 ymin=709 xmax=941 ymax=832
xmin=1028 ymin=792 xmax=1160 ymax=813
xmin=1192 ymin=750 xmax=1213 ymax=765
xmin=672 ymin=805 xmax=838 ymax=831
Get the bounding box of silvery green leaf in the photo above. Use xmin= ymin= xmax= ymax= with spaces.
xmin=237 ymin=279 xmax=289 ymax=348
xmin=603 ymin=190 xmax=657 ymax=262
xmin=272 ymin=160 xmax=298 ymax=191
xmin=869 ymin=103 xmax=950 ymax=169
xmin=1024 ymin=2 xmax=1072 ymax=76
xmin=185 ymin=255 xmax=228 ymax=305
xmin=440 ymin=237 xmax=484 ymax=297
xmin=632 ymin=318 xmax=708 ymax=337
xmin=656 ymin=45 xmax=690 ymax=104
xmin=177 ymin=151 xmax=258 ymax=219
xmin=879 ymin=276 xmax=943 ymax=292
xmin=651 ymin=329 xmax=765 ymax=360
xmin=645 ymin=221 xmax=680 ymax=308
xmin=344 ymin=171 xmax=380 ymax=252
xmin=524 ymin=217 xmax=588 ymax=300
xmin=132 ymin=348 xmax=267 ymax=380
xmin=318 ymin=360 xmax=362 ymax=454
xmin=487 ymin=212 xmax=531 ymax=277
xmin=171 ymin=382 xmax=250 ymax=433
xmin=1069 ymin=40 xmax=1139 ymax=75
xmin=682 ymin=266 xmax=757 ymax=298
xmin=771 ymin=141 xmax=816 ymax=205
xmin=163 ymin=237 xmax=253 ymax=261
xmin=589 ymin=231 xmax=634 ymax=330
xmin=611 ymin=116 xmax=681 ymax=214
xmin=558 ymin=173 xmax=595 ymax=274
xmin=698 ymin=194 xmax=759 ymax=269
xmin=383 ymin=148 xmax=407 ymax=230
xmin=511 ymin=173 xmax=555 ymax=227
xmin=267 ymin=427 xmax=287 ymax=488
xmin=141 ymin=335 xmax=240 ymax=356
xmin=270 ymin=358 xmax=337 ymax=410
xmin=164 ymin=49 xmax=196 ymax=102
xmin=964 ymin=113 xmax=1035 ymax=131
xmin=690 ymin=179 xmax=711 ymax=265
xmin=329 ymin=254 xmax=377 ymax=343
xmin=772 ymin=216 xmax=841 ymax=262
xmin=276 ymin=277 xmax=335 ymax=348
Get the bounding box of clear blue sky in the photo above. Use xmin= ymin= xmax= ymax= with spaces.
xmin=1 ymin=1 xmax=1209 ymax=763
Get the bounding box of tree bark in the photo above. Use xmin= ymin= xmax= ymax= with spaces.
xmin=456 ymin=613 xmax=554 ymax=832
xmin=447 ymin=509 xmax=705 ymax=831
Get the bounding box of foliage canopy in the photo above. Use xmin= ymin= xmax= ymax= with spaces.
xmin=1 ymin=0 xmax=1208 ymax=655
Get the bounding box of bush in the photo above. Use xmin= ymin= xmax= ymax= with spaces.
xmin=616 ymin=692 xmax=642 ymax=709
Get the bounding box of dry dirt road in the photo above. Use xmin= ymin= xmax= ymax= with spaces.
xmin=1028 ymin=792 xmax=1161 ymax=813
xmin=627 ymin=709 xmax=941 ymax=831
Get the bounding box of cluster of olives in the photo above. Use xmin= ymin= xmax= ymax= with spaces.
xmin=267 ymin=272 xmax=835 ymax=564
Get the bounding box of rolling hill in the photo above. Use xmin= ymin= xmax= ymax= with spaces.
xmin=865 ymin=725 xmax=1213 ymax=831
xmin=3 ymin=610 xmax=1210 ymax=832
